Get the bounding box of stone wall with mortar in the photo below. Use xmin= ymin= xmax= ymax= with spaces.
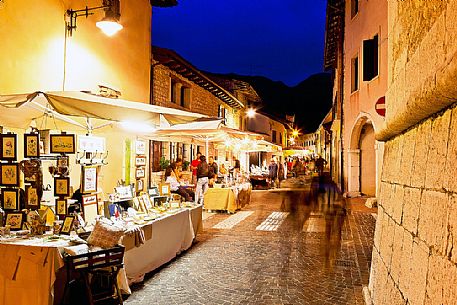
xmin=369 ymin=1 xmax=457 ymax=303
xmin=369 ymin=104 xmax=457 ymax=304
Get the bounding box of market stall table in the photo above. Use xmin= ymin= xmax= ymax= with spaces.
xmin=0 ymin=238 xmax=66 ymax=305
xmin=123 ymin=205 xmax=202 ymax=284
xmin=0 ymin=205 xmax=203 ymax=304
xmin=203 ymin=183 xmax=251 ymax=213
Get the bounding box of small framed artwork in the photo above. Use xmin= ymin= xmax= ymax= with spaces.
xmin=135 ymin=156 xmax=146 ymax=166
xmin=135 ymin=140 xmax=146 ymax=154
xmin=148 ymin=186 xmax=159 ymax=197
xmin=25 ymin=185 xmax=40 ymax=210
xmin=159 ymin=183 xmax=171 ymax=196
xmin=54 ymin=177 xmax=70 ymax=197
xmin=1 ymin=188 xmax=19 ymax=210
xmin=81 ymin=165 xmax=98 ymax=194
xmin=5 ymin=212 xmax=24 ymax=230
xmin=142 ymin=194 xmax=153 ymax=209
xmin=0 ymin=133 xmax=17 ymax=161
xmin=50 ymin=133 xmax=76 ymax=154
xmin=0 ymin=163 xmax=20 ymax=186
xmin=115 ymin=186 xmax=133 ymax=201
xmin=132 ymin=197 xmax=141 ymax=211
xmin=60 ymin=215 xmax=75 ymax=235
xmin=135 ymin=167 xmax=145 ymax=179
xmin=24 ymin=133 xmax=40 ymax=158
xmin=56 ymin=198 xmax=67 ymax=217
xmin=136 ymin=179 xmax=144 ymax=192
xmin=82 ymin=194 xmax=98 ymax=223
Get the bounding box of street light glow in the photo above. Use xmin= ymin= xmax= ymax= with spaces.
xmin=292 ymin=129 xmax=299 ymax=137
xmin=96 ymin=20 xmax=123 ymax=36
xmin=247 ymin=108 xmax=256 ymax=118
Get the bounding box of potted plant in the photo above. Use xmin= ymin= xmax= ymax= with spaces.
xmin=182 ymin=160 xmax=190 ymax=171
xmin=159 ymin=157 xmax=170 ymax=170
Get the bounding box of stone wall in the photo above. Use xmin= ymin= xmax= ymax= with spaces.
xmin=377 ymin=0 xmax=457 ymax=141
xmin=152 ymin=62 xmax=241 ymax=129
xmin=370 ymin=104 xmax=457 ymax=304
xmin=369 ymin=1 xmax=457 ymax=304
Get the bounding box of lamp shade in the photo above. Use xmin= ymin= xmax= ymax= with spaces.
xmin=96 ymin=17 xmax=123 ymax=36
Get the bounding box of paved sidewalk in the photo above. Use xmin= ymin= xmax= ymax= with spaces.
xmin=125 ymin=178 xmax=377 ymax=305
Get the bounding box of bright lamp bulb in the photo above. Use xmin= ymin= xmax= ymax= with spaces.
xmin=96 ymin=20 xmax=123 ymax=36
xmin=247 ymin=108 xmax=256 ymax=118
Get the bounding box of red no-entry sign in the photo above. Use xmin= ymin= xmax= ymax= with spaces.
xmin=375 ymin=96 xmax=386 ymax=117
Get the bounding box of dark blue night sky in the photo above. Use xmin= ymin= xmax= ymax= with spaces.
xmin=152 ymin=0 xmax=327 ymax=87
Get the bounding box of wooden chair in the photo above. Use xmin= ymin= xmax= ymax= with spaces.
xmin=63 ymin=245 xmax=125 ymax=305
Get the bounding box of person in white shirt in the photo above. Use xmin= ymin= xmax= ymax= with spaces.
xmin=164 ymin=166 xmax=194 ymax=201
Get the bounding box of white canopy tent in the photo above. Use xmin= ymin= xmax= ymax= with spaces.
xmin=150 ymin=118 xmax=279 ymax=158
xmin=0 ymin=91 xmax=206 ymax=132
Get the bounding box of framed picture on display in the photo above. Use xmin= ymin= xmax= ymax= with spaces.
xmin=50 ymin=134 xmax=76 ymax=154
xmin=60 ymin=215 xmax=75 ymax=235
xmin=24 ymin=133 xmax=40 ymax=158
xmin=1 ymin=188 xmax=19 ymax=210
xmin=25 ymin=185 xmax=40 ymax=210
xmin=54 ymin=177 xmax=70 ymax=197
xmin=135 ymin=156 xmax=146 ymax=166
xmin=142 ymin=194 xmax=153 ymax=209
xmin=135 ymin=140 xmax=146 ymax=154
xmin=56 ymin=199 xmax=67 ymax=217
xmin=5 ymin=212 xmax=24 ymax=230
xmin=159 ymin=183 xmax=170 ymax=196
xmin=82 ymin=194 xmax=98 ymax=223
xmin=135 ymin=167 xmax=145 ymax=179
xmin=148 ymin=186 xmax=159 ymax=197
xmin=0 ymin=133 xmax=17 ymax=161
xmin=57 ymin=156 xmax=70 ymax=177
xmin=115 ymin=186 xmax=133 ymax=201
xmin=81 ymin=166 xmax=98 ymax=194
xmin=0 ymin=163 xmax=20 ymax=186
xmin=136 ymin=179 xmax=144 ymax=192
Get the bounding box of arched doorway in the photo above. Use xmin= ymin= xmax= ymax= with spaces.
xmin=359 ymin=123 xmax=376 ymax=196
xmin=347 ymin=114 xmax=377 ymax=197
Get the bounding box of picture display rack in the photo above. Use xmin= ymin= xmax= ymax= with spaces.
xmin=135 ymin=140 xmax=147 ymax=195
xmin=51 ymin=148 xmax=72 ymax=220
xmin=0 ymin=133 xmax=21 ymax=215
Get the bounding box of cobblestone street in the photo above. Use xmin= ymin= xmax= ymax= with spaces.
xmin=125 ymin=178 xmax=376 ymax=305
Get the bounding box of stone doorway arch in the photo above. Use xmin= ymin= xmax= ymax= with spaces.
xmin=347 ymin=114 xmax=377 ymax=197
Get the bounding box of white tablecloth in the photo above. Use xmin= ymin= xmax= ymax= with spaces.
xmin=123 ymin=205 xmax=202 ymax=284
xmin=0 ymin=205 xmax=203 ymax=304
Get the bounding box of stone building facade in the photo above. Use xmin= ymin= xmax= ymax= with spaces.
xmin=368 ymin=1 xmax=457 ymax=304
xmin=152 ymin=47 xmax=244 ymax=126
xmin=151 ymin=46 xmax=245 ymax=170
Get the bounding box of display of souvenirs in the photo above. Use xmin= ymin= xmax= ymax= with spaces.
xmin=20 ymin=159 xmax=42 ymax=183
